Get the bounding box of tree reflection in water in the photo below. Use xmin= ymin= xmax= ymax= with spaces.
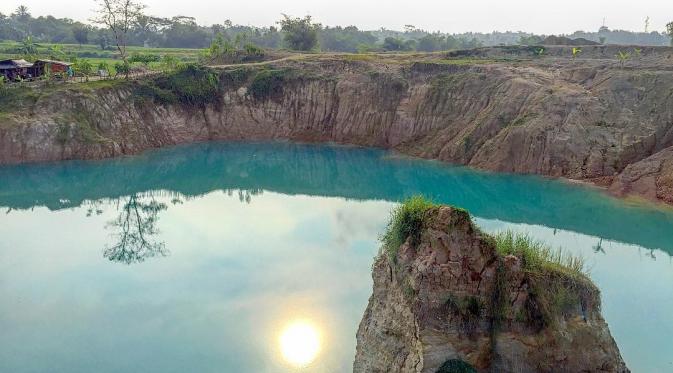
xmin=104 ymin=194 xmax=169 ymax=265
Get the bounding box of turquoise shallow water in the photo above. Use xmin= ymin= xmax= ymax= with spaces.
xmin=0 ymin=142 xmax=672 ymax=372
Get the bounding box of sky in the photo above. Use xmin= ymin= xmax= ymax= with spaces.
xmin=1 ymin=0 xmax=671 ymax=35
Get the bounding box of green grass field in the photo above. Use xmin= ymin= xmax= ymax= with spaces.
xmin=0 ymin=41 xmax=203 ymax=74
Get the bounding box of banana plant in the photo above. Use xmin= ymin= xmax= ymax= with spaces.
xmin=616 ymin=50 xmax=631 ymax=67
xmin=19 ymin=36 xmax=40 ymax=59
xmin=535 ymin=47 xmax=545 ymax=56
xmin=572 ymin=47 xmax=582 ymax=58
xmin=48 ymin=44 xmax=66 ymax=61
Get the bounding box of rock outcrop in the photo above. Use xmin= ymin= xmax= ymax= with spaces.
xmin=353 ymin=206 xmax=628 ymax=373
xmin=1 ymin=48 xmax=672 ymax=204
xmin=609 ymin=145 xmax=673 ymax=204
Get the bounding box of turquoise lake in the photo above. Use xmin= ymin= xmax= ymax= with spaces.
xmin=1 ymin=142 xmax=672 ymax=372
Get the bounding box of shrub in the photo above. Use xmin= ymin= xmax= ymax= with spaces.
xmin=134 ymin=83 xmax=177 ymax=106
xmin=220 ymin=68 xmax=252 ymax=87
xmin=249 ymin=69 xmax=289 ymax=101
xmin=73 ymin=59 xmax=94 ymax=81
xmin=154 ymin=64 xmax=220 ymax=107
xmin=129 ymin=53 xmax=161 ymax=66
xmin=160 ymin=55 xmax=181 ymax=72
xmin=114 ymin=61 xmax=131 ymax=76
xmin=244 ymin=43 xmax=265 ymax=57
xmin=381 ymin=196 xmax=435 ymax=260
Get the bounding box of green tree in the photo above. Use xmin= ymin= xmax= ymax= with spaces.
xmin=103 ymin=194 xmax=168 ymax=265
xmin=91 ymin=0 xmax=146 ymax=75
xmin=667 ymin=22 xmax=673 ymax=46
xmin=72 ymin=25 xmax=89 ymax=46
xmin=97 ymin=33 xmax=109 ymax=50
xmin=278 ymin=14 xmax=321 ymax=51
xmin=12 ymin=5 xmax=30 ymax=21
xmin=518 ymin=35 xmax=543 ymax=46
xmin=382 ymin=36 xmax=411 ymax=51
xmin=417 ymin=33 xmax=444 ymax=52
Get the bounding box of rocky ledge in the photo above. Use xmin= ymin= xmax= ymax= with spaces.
xmin=354 ymin=203 xmax=628 ymax=373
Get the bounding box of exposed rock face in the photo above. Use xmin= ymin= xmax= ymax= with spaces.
xmin=1 ymin=48 xmax=672 ymax=204
xmin=353 ymin=206 xmax=628 ymax=373
xmin=609 ymin=146 xmax=673 ymax=204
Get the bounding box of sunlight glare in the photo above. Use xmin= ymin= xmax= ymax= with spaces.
xmin=279 ymin=320 xmax=321 ymax=367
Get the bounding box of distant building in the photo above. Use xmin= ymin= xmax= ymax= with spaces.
xmin=0 ymin=59 xmax=34 ymax=81
xmin=0 ymin=59 xmax=74 ymax=81
xmin=31 ymin=59 xmax=73 ymax=77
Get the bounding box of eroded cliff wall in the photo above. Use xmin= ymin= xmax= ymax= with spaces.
xmin=1 ymin=48 xmax=672 ymax=204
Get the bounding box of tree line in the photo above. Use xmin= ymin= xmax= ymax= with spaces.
xmin=1 ymin=4 xmax=672 ymax=53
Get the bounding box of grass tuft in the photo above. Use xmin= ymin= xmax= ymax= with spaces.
xmin=494 ymin=231 xmax=587 ymax=276
xmin=494 ymin=231 xmax=598 ymax=327
xmin=381 ymin=196 xmax=435 ymax=261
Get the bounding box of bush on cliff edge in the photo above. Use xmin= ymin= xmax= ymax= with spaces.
xmin=381 ymin=196 xmax=435 ymax=261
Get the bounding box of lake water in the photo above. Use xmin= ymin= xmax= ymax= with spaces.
xmin=1 ymin=142 xmax=672 ymax=372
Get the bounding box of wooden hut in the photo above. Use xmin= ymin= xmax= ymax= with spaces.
xmin=0 ymin=59 xmax=34 ymax=81
xmin=30 ymin=59 xmax=73 ymax=77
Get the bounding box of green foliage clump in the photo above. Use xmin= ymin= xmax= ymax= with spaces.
xmin=134 ymin=64 xmax=221 ymax=108
xmin=129 ymin=53 xmax=161 ymax=66
xmin=220 ymin=68 xmax=252 ymax=87
xmin=202 ymin=33 xmax=266 ymax=64
xmin=494 ymin=231 xmax=598 ymax=327
xmin=382 ymin=36 xmax=415 ymax=52
xmin=156 ymin=64 xmax=220 ymax=107
xmin=381 ymin=196 xmax=435 ymax=260
xmin=73 ymin=59 xmax=94 ymax=80
xmin=279 ymin=14 xmax=321 ymax=51
xmin=249 ymin=69 xmax=290 ymax=101
xmin=134 ymin=83 xmax=178 ymax=106
xmin=114 ymin=61 xmax=131 ymax=76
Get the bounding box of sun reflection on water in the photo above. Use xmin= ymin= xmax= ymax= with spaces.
xmin=279 ymin=320 xmax=321 ymax=367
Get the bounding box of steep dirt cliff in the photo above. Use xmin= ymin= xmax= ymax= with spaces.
xmin=353 ymin=205 xmax=628 ymax=373
xmin=1 ymin=47 xmax=672 ymax=204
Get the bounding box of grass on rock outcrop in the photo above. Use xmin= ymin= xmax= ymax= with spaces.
xmin=381 ymin=196 xmax=599 ymax=328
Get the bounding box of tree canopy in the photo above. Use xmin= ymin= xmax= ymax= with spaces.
xmin=278 ymin=15 xmax=321 ymax=51
xmin=0 ymin=5 xmax=670 ymax=53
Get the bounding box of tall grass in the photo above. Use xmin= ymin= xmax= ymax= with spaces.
xmin=494 ymin=231 xmax=587 ymax=277
xmin=381 ymin=196 xmax=435 ymax=260
xmin=494 ymin=231 xmax=598 ymax=327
